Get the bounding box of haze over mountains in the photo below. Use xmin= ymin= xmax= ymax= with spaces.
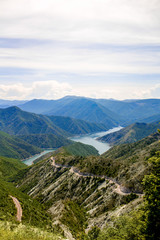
xmin=17 ymin=96 xmax=160 ymax=126
xmin=1 ymin=96 xmax=160 ymax=129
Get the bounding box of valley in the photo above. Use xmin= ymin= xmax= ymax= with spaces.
xmin=0 ymin=97 xmax=160 ymax=239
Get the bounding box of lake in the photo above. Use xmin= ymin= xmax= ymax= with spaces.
xmin=70 ymin=126 xmax=123 ymax=154
xmin=23 ymin=126 xmax=122 ymax=165
xmin=23 ymin=149 xmax=55 ymax=166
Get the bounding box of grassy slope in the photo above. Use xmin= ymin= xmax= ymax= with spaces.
xmin=0 ymin=156 xmax=26 ymax=180
xmin=0 ymin=131 xmax=41 ymax=159
xmin=0 ymin=157 xmax=55 ymax=232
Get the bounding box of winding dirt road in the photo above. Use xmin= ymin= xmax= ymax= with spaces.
xmin=51 ymin=157 xmax=143 ymax=196
xmin=10 ymin=196 xmax=22 ymax=222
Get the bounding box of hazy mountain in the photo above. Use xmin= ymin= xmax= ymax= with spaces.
xmin=18 ymin=96 xmax=123 ymax=128
xmin=0 ymin=99 xmax=27 ymax=109
xmin=18 ymin=97 xmax=160 ymax=127
xmin=98 ymin=121 xmax=160 ymax=145
xmin=44 ymin=97 xmax=122 ymax=128
xmin=18 ymin=99 xmax=56 ymax=114
xmin=138 ymin=113 xmax=160 ymax=123
xmin=96 ymin=98 xmax=160 ymax=124
xmin=0 ymin=131 xmax=41 ymax=159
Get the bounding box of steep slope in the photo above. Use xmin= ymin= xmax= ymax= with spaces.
xmin=48 ymin=115 xmax=107 ymax=134
xmin=0 ymin=106 xmax=107 ymax=136
xmin=14 ymin=133 xmax=160 ymax=237
xmin=0 ymin=156 xmax=65 ymax=239
xmin=0 ymin=156 xmax=26 ymax=180
xmin=98 ymin=122 xmax=160 ymax=145
xmin=61 ymin=142 xmax=99 ymax=157
xmin=18 ymin=133 xmax=72 ymax=149
xmin=45 ymin=97 xmax=122 ymax=128
xmin=15 ymin=157 xmax=140 ymax=238
xmin=96 ymin=98 xmax=160 ymax=124
xmin=0 ymin=131 xmax=41 ymax=159
xmin=0 ymin=106 xmax=68 ymax=137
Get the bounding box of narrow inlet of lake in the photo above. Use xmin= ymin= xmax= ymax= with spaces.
xmin=70 ymin=126 xmax=122 ymax=154
xmin=23 ymin=149 xmax=55 ymax=166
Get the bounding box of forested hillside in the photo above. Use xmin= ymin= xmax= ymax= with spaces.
xmin=98 ymin=121 xmax=160 ymax=145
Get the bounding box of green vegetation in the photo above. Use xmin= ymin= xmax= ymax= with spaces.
xmin=0 ymin=106 xmax=69 ymax=136
xmin=0 ymin=131 xmax=41 ymax=159
xmin=0 ymin=221 xmax=64 ymax=240
xmin=97 ymin=210 xmax=145 ymax=240
xmin=0 ymin=178 xmax=53 ymax=229
xmin=61 ymin=200 xmax=88 ymax=239
xmin=48 ymin=115 xmax=107 ymax=134
xmin=64 ymin=142 xmax=99 ymax=157
xmin=98 ymin=122 xmax=160 ymax=145
xmin=0 ymin=156 xmax=26 ymax=180
xmin=0 ymin=156 xmax=53 ymax=230
xmin=18 ymin=133 xmax=72 ymax=149
xmin=143 ymin=151 xmax=160 ymax=239
xmin=54 ymin=133 xmax=160 ymax=192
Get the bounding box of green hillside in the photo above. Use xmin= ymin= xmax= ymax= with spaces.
xmin=0 ymin=131 xmax=41 ymax=159
xmin=10 ymin=132 xmax=160 ymax=239
xmin=0 ymin=106 xmax=69 ymax=137
xmin=98 ymin=122 xmax=160 ymax=145
xmin=63 ymin=142 xmax=99 ymax=157
xmin=0 ymin=156 xmax=64 ymax=239
xmin=0 ymin=156 xmax=26 ymax=180
xmin=18 ymin=133 xmax=72 ymax=149
xmin=0 ymin=106 xmax=107 ymax=137
xmin=48 ymin=115 xmax=107 ymax=134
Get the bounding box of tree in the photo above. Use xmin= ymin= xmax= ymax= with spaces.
xmin=143 ymin=151 xmax=160 ymax=240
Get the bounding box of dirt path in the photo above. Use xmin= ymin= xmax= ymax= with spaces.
xmin=10 ymin=196 xmax=22 ymax=222
xmin=51 ymin=157 xmax=143 ymax=196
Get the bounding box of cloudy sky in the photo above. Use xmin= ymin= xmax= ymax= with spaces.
xmin=0 ymin=0 xmax=160 ymax=100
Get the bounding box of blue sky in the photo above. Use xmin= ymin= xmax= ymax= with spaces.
xmin=0 ymin=0 xmax=160 ymax=100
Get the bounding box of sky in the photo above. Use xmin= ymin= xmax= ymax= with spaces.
xmin=0 ymin=0 xmax=160 ymax=100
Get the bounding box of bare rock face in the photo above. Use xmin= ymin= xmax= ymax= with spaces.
xmin=17 ymin=158 xmax=142 ymax=239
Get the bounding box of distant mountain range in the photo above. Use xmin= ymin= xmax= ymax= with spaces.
xmin=16 ymin=96 xmax=160 ymax=127
xmin=1 ymin=96 xmax=160 ymax=129
xmin=18 ymin=96 xmax=123 ymax=129
xmin=98 ymin=121 xmax=160 ymax=145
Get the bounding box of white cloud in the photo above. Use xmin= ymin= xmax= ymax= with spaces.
xmin=0 ymin=0 xmax=160 ymax=101
xmin=140 ymin=84 xmax=160 ymax=99
xmin=0 ymin=80 xmax=72 ymax=100
xmin=0 ymin=0 xmax=160 ymax=44
xmin=0 ymin=79 xmax=160 ymax=100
